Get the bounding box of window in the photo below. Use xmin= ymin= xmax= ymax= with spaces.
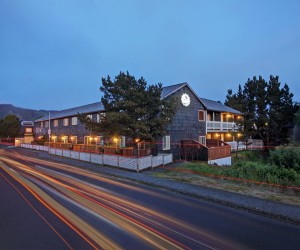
xmin=53 ymin=120 xmax=58 ymax=127
xmin=70 ymin=136 xmax=77 ymax=144
xmin=162 ymin=135 xmax=170 ymax=150
xmin=87 ymin=114 xmax=93 ymax=120
xmin=97 ymin=113 xmax=105 ymax=122
xmin=198 ymin=110 xmax=205 ymax=121
xmin=198 ymin=136 xmax=206 ymax=145
xmin=121 ymin=136 xmax=126 ymax=148
xmin=63 ymin=118 xmax=69 ymax=126
xmin=72 ymin=117 xmax=78 ymax=125
xmin=45 ymin=121 xmax=49 ymax=128
xmin=95 ymin=136 xmax=103 ymax=146
xmin=41 ymin=121 xmax=44 ymax=128
xmin=62 ymin=136 xmax=68 ymax=144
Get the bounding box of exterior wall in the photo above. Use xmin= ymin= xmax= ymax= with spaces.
xmin=159 ymin=85 xmax=206 ymax=159
xmin=34 ymin=113 xmax=99 ymax=143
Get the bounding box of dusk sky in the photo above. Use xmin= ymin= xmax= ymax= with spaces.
xmin=1 ymin=0 xmax=299 ymax=110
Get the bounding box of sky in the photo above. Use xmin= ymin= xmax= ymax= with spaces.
xmin=1 ymin=0 xmax=299 ymax=110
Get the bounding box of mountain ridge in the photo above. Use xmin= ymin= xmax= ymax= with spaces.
xmin=0 ymin=104 xmax=55 ymax=121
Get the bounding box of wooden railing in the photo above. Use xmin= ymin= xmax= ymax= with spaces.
xmin=206 ymin=139 xmax=231 ymax=160
xmin=73 ymin=144 xmax=102 ymax=153
xmin=44 ymin=142 xmax=72 ymax=149
xmin=43 ymin=143 xmax=152 ymax=158
xmin=181 ymin=139 xmax=231 ymax=161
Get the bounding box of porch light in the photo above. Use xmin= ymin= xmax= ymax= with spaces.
xmin=135 ymin=138 xmax=140 ymax=143
xmin=227 ymin=133 xmax=231 ymax=137
xmin=237 ymin=133 xmax=242 ymax=137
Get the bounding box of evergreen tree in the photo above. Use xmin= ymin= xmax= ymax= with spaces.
xmin=225 ymin=75 xmax=299 ymax=146
xmin=79 ymin=71 xmax=177 ymax=141
xmin=0 ymin=114 xmax=21 ymax=138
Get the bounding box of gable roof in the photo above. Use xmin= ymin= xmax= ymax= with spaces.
xmin=200 ymin=98 xmax=242 ymax=114
xmin=162 ymin=82 xmax=242 ymax=114
xmin=35 ymin=82 xmax=242 ymax=122
xmin=35 ymin=102 xmax=104 ymax=122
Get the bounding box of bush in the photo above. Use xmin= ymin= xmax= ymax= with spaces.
xmin=269 ymin=147 xmax=300 ymax=172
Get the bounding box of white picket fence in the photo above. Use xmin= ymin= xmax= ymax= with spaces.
xmin=20 ymin=144 xmax=173 ymax=172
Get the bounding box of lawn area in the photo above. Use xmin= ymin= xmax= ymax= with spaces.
xmin=151 ymin=150 xmax=300 ymax=206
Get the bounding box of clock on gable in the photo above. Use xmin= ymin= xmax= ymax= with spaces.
xmin=181 ymin=93 xmax=190 ymax=107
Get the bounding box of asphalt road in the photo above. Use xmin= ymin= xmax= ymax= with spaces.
xmin=1 ymin=146 xmax=300 ymax=249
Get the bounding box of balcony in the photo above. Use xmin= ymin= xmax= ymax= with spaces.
xmin=207 ymin=121 xmax=237 ymax=132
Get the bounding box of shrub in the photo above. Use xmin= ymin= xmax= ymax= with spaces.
xmin=269 ymin=147 xmax=300 ymax=172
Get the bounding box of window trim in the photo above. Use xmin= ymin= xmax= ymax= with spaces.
xmin=162 ymin=135 xmax=170 ymax=150
xmin=53 ymin=119 xmax=58 ymax=127
xmin=71 ymin=117 xmax=78 ymax=126
xmin=63 ymin=118 xmax=69 ymax=126
xmin=198 ymin=110 xmax=205 ymax=121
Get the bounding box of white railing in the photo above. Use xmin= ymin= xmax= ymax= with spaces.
xmin=226 ymin=140 xmax=263 ymax=151
xmin=207 ymin=121 xmax=236 ymax=131
xmin=20 ymin=144 xmax=172 ymax=172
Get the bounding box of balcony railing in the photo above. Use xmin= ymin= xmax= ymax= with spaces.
xmin=207 ymin=121 xmax=237 ymax=131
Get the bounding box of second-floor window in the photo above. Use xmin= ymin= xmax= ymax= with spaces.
xmin=53 ymin=120 xmax=58 ymax=127
xmin=87 ymin=114 xmax=93 ymax=120
xmin=198 ymin=110 xmax=205 ymax=121
xmin=41 ymin=121 xmax=44 ymax=127
xmin=63 ymin=118 xmax=69 ymax=126
xmin=72 ymin=117 xmax=78 ymax=125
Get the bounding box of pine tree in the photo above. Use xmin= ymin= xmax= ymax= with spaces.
xmin=225 ymin=75 xmax=299 ymax=146
xmin=79 ymin=71 xmax=176 ymax=142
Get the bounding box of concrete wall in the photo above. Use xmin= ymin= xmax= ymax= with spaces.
xmin=208 ymin=156 xmax=232 ymax=166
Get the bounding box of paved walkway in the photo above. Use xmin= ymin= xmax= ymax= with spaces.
xmin=14 ymin=147 xmax=300 ymax=224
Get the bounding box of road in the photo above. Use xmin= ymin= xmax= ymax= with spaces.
xmin=0 ymin=146 xmax=300 ymax=249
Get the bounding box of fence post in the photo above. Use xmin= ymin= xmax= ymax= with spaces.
xmin=151 ymin=156 xmax=153 ymax=170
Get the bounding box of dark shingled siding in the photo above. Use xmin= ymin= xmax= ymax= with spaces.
xmin=158 ymin=85 xmax=206 ymax=159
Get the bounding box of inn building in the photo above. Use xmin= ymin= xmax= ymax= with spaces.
xmin=34 ymin=83 xmax=242 ymax=164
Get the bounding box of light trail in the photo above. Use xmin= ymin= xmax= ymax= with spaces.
xmin=0 ymin=148 xmax=241 ymax=249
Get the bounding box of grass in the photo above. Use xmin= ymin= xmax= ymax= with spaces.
xmin=151 ymin=150 xmax=300 ymax=206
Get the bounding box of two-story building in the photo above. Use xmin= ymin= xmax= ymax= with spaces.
xmin=34 ymin=83 xmax=242 ymax=164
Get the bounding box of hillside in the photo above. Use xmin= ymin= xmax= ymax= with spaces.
xmin=0 ymin=104 xmax=53 ymax=121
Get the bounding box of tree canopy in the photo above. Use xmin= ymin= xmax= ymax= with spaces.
xmin=79 ymin=72 xmax=177 ymax=141
xmin=225 ymin=75 xmax=299 ymax=146
xmin=0 ymin=114 xmax=21 ymax=138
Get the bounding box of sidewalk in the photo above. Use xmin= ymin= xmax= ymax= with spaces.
xmin=16 ymin=147 xmax=300 ymax=224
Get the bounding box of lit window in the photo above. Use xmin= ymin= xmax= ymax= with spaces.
xmin=162 ymin=135 xmax=170 ymax=150
xmin=41 ymin=121 xmax=44 ymax=128
xmin=72 ymin=117 xmax=78 ymax=125
xmin=53 ymin=120 xmax=58 ymax=127
xmin=198 ymin=110 xmax=205 ymax=121
xmin=63 ymin=118 xmax=69 ymax=126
